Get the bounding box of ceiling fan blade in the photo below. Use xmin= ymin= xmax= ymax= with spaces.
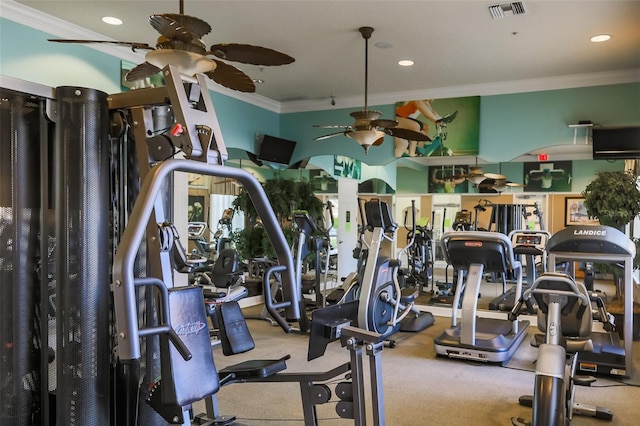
xmin=125 ymin=62 xmax=162 ymax=82
xmin=370 ymin=119 xmax=397 ymax=128
xmin=484 ymin=173 xmax=506 ymax=180
xmin=384 ymin=127 xmax=432 ymax=142
xmin=156 ymin=13 xmax=211 ymax=37
xmin=149 ymin=14 xmax=211 ymax=41
xmin=314 ymin=131 xmax=346 ymax=141
xmin=506 ymin=182 xmax=525 ymax=187
xmin=205 ymin=61 xmax=255 ymax=92
xmin=48 ymin=39 xmax=154 ymax=51
xmin=313 ymin=124 xmax=351 ymax=129
xmin=210 ymin=43 xmax=295 ymax=65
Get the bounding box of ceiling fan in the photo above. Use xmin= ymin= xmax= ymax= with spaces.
xmin=477 ymin=172 xmax=525 ymax=193
xmin=313 ymin=27 xmax=431 ymax=154
xmin=48 ymin=0 xmax=294 ymax=92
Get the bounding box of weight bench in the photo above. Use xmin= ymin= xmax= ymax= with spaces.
xmin=196 ymin=300 xmax=355 ymax=426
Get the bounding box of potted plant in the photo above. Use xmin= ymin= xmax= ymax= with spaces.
xmin=582 ymin=170 xmax=640 ymax=231
xmin=581 ymin=169 xmax=640 ymax=338
xmin=231 ymin=177 xmax=324 ymax=260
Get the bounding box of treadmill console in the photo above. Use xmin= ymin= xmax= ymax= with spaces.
xmin=547 ymin=225 xmax=635 ymax=256
xmin=510 ymin=230 xmax=549 ymax=255
xmin=515 ymin=234 xmax=542 ymax=246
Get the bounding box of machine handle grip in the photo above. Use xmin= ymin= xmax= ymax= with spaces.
xmin=168 ymin=328 xmax=193 ymax=361
xmin=263 ymin=265 xmax=292 ymax=332
xmin=134 ymin=277 xmax=192 ymax=361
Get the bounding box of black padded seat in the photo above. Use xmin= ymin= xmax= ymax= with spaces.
xmin=215 ymin=301 xmax=291 ymax=384
xmin=219 ymin=356 xmax=290 ymax=381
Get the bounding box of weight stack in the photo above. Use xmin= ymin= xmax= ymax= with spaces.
xmin=0 ymin=90 xmax=44 ymax=425
xmin=54 ymin=87 xmax=110 ymax=425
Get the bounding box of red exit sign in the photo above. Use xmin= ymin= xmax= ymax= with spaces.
xmin=538 ymin=153 xmax=548 ymax=161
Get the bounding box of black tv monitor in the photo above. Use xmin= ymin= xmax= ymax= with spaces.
xmin=592 ymin=127 xmax=640 ymax=159
xmin=257 ymin=134 xmax=297 ymax=165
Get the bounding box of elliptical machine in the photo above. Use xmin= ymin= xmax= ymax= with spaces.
xmin=317 ymin=198 xmax=435 ymax=341
xmin=401 ymin=200 xmax=433 ymax=294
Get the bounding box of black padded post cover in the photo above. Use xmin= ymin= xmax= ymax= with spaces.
xmin=216 ymin=301 xmax=255 ymax=356
xmin=1 ymin=88 xmax=44 ymax=425
xmin=159 ymin=286 xmax=220 ymax=407
xmin=55 ymin=86 xmax=111 ymax=425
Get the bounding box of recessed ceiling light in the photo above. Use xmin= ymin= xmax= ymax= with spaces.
xmin=252 ymin=79 xmax=265 ymax=84
xmin=398 ymin=60 xmax=414 ymax=67
xmin=375 ymin=41 xmax=393 ymax=49
xmin=590 ymin=34 xmax=611 ymax=43
xmin=102 ymin=16 xmax=123 ymax=26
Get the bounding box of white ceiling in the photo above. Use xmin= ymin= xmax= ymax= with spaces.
xmin=10 ymin=0 xmax=640 ymax=110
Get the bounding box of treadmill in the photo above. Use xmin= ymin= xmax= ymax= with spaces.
xmin=434 ymin=231 xmax=530 ymax=365
xmin=547 ymin=225 xmax=636 ymax=378
xmin=489 ymin=229 xmax=550 ymax=311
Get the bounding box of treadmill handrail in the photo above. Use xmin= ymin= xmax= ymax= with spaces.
xmin=521 ymin=273 xmax=590 ymax=307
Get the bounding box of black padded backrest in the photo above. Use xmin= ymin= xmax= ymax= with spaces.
xmin=441 ymin=231 xmax=517 ymax=273
xmin=531 ymin=273 xmax=592 ymax=338
xmin=215 ymin=301 xmax=255 ymax=356
xmin=446 ymin=240 xmax=507 ymax=273
xmin=364 ymin=199 xmax=398 ymax=233
xmin=446 ymin=240 xmax=507 ymax=272
xmin=159 ymin=286 xmax=220 ymax=406
xmin=211 ymin=248 xmax=239 ymax=286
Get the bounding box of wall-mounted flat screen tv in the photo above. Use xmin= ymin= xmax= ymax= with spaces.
xmin=257 ymin=135 xmax=297 ymax=165
xmin=592 ymin=126 xmax=640 ymax=159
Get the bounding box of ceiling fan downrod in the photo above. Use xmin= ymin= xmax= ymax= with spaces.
xmin=359 ymin=26 xmax=374 ymax=113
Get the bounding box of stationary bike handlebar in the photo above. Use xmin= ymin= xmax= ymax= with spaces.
xmin=508 ymin=274 xmax=590 ymax=322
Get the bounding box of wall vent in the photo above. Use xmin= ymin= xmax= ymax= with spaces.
xmin=489 ymin=2 xmax=526 ymax=19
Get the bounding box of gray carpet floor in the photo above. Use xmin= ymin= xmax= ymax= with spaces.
xmin=195 ymin=304 xmax=640 ymax=426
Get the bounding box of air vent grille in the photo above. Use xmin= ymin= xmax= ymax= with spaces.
xmin=489 ymin=2 xmax=526 ymax=19
xmin=511 ymin=2 xmax=526 ymax=15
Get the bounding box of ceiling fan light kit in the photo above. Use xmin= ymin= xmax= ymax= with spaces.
xmin=467 ymin=175 xmax=487 ymax=186
xmin=347 ymin=129 xmax=385 ymax=154
xmin=48 ymin=0 xmax=294 ymax=92
xmin=313 ymin=26 xmax=429 ymax=153
xmin=145 ymin=49 xmax=217 ymax=75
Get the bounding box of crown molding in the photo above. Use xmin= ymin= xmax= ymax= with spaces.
xmin=280 ymin=68 xmax=640 ymax=113
xmin=1 ymin=0 xmax=282 ymax=113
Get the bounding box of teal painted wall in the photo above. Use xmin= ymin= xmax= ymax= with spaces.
xmin=280 ymin=83 xmax=640 ymax=167
xmin=480 ymin=83 xmax=640 ymax=162
xmin=211 ymin=91 xmax=279 ymax=155
xmin=0 ymin=18 xmax=121 ymax=93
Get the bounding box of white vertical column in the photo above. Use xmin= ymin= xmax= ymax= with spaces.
xmin=337 ymin=177 xmax=359 ymax=280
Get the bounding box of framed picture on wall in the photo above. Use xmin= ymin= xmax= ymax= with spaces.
xmin=565 ymin=197 xmax=599 ymax=226
xmin=188 ymin=188 xmax=209 ymax=223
